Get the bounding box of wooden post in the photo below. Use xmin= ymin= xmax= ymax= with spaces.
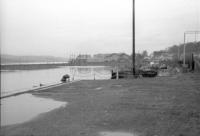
xmin=132 ymin=0 xmax=135 ymax=75
xmin=116 ymin=68 xmax=119 ymax=80
xmin=191 ymin=53 xmax=194 ymax=71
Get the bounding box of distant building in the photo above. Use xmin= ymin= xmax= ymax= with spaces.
xmin=142 ymin=57 xmax=151 ymax=65
xmin=73 ymin=54 xmax=92 ymax=64
xmin=93 ymin=54 xmax=110 ymax=62
xmin=87 ymin=53 xmax=130 ymax=63
xmin=76 ymin=54 xmax=91 ymax=60
xmin=153 ymin=51 xmax=173 ymax=61
xmin=105 ymin=53 xmax=130 ymax=62
xmin=160 ymin=54 xmax=173 ymax=61
xmin=194 ymin=53 xmax=200 ymax=59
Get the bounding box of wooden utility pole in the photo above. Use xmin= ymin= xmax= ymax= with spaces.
xmin=132 ymin=0 xmax=135 ymax=75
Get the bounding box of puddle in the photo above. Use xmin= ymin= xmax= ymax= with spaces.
xmin=95 ymin=87 xmax=103 ymax=90
xmin=1 ymin=94 xmax=67 ymax=126
xmin=158 ymin=72 xmax=170 ymax=77
xmin=112 ymin=84 xmax=122 ymax=87
xmin=100 ymin=131 xmax=136 ymax=136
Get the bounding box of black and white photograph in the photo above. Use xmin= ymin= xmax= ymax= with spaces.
xmin=0 ymin=0 xmax=200 ymax=135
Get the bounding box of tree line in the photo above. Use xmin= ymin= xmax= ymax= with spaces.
xmin=167 ymin=41 xmax=200 ymax=55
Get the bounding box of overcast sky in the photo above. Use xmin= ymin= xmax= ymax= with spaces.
xmin=1 ymin=0 xmax=200 ymax=57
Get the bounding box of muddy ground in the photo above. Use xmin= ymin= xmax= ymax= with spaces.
xmin=1 ymin=73 xmax=200 ymax=136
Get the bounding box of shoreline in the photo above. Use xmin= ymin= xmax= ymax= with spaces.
xmin=0 ymin=80 xmax=80 ymax=99
xmin=1 ymin=73 xmax=200 ymax=136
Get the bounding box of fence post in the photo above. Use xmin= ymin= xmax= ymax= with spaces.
xmin=191 ymin=53 xmax=194 ymax=71
xmin=116 ymin=68 xmax=119 ymax=80
xmin=72 ymin=76 xmax=74 ymax=81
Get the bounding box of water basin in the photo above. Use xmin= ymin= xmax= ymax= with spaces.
xmin=1 ymin=94 xmax=67 ymax=126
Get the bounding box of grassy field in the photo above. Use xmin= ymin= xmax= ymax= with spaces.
xmin=1 ymin=73 xmax=200 ymax=136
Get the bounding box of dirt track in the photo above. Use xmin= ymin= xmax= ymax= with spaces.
xmin=1 ymin=73 xmax=200 ymax=136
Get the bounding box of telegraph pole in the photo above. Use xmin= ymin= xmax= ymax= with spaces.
xmin=132 ymin=0 xmax=135 ymax=75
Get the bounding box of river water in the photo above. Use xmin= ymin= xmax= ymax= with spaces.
xmin=1 ymin=66 xmax=111 ymax=96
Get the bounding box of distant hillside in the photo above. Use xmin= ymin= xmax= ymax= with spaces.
xmin=1 ymin=54 xmax=67 ymax=64
xmin=167 ymin=41 xmax=200 ymax=55
xmin=152 ymin=42 xmax=200 ymax=59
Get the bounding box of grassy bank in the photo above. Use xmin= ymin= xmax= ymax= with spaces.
xmin=1 ymin=73 xmax=200 ymax=136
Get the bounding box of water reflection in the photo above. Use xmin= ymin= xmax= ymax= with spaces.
xmin=1 ymin=94 xmax=67 ymax=126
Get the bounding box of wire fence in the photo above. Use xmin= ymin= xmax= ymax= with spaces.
xmin=69 ymin=69 xmax=112 ymax=80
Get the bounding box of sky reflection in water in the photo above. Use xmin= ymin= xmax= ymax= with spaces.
xmin=1 ymin=94 xmax=67 ymax=126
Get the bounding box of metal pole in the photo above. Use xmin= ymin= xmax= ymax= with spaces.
xmin=132 ymin=0 xmax=135 ymax=75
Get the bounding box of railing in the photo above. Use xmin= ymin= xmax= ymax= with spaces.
xmin=71 ymin=70 xmax=111 ymax=80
